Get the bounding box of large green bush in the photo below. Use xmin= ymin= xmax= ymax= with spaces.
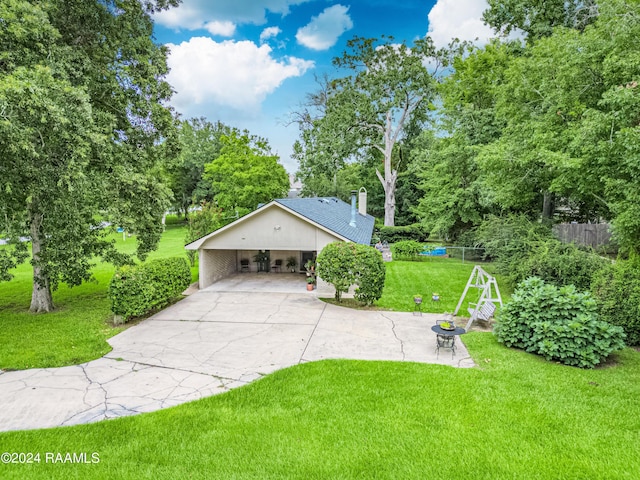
xmin=391 ymin=240 xmax=424 ymax=260
xmin=109 ymin=257 xmax=191 ymax=321
xmin=317 ymin=242 xmax=385 ymax=304
xmin=495 ymin=277 xmax=625 ymax=368
xmin=592 ymin=257 xmax=640 ymax=346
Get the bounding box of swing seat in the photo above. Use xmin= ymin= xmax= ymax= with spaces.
xmin=468 ymin=301 xmax=496 ymax=322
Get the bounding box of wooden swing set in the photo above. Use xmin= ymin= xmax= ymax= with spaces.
xmin=454 ymin=265 xmax=503 ymax=330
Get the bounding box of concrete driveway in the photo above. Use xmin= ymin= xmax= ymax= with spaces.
xmin=0 ymin=286 xmax=473 ymax=432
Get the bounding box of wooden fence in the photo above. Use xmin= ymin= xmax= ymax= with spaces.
xmin=553 ymin=223 xmax=612 ymax=249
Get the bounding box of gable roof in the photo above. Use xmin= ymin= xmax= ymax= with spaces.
xmin=185 ymin=197 xmax=375 ymax=250
xmin=274 ymin=197 xmax=374 ymax=245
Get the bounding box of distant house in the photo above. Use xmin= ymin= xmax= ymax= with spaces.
xmin=288 ymin=173 xmax=303 ymax=198
xmin=185 ymin=191 xmax=374 ymax=289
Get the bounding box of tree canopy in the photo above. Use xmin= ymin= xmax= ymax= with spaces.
xmin=483 ymin=0 xmax=598 ymax=42
xmin=0 ymin=0 xmax=179 ymax=312
xmin=405 ymin=0 xmax=640 ymax=251
xmin=164 ymin=118 xmax=231 ymax=217
xmin=204 ymin=131 xmax=289 ymax=217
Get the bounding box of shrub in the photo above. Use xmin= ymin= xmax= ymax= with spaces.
xmin=164 ymin=214 xmax=187 ymax=226
xmin=472 ymin=214 xmax=552 ymax=263
xmin=495 ymin=277 xmax=625 ymax=368
xmin=317 ymin=242 xmax=386 ymax=305
xmin=353 ymin=246 xmax=386 ymax=306
xmin=317 ymin=243 xmax=357 ymax=301
xmin=391 ymin=240 xmax=424 ymax=260
xmin=592 ymin=256 xmax=640 ymax=346
xmin=377 ymin=223 xmax=429 ymax=243
xmin=109 ymin=257 xmax=191 ymax=321
xmin=471 ymin=215 xmax=607 ymax=289
xmin=521 ymin=241 xmax=609 ymax=291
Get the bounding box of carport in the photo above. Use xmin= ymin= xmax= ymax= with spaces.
xmin=186 ymin=194 xmax=375 ymax=290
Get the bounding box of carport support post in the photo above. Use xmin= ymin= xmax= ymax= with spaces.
xmin=198 ymin=248 xmax=205 ymax=289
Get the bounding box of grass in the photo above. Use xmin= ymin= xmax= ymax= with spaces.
xmin=0 ymin=334 xmax=638 ymax=479
xmin=1 ymin=249 xmax=509 ymax=370
xmin=0 ymin=226 xmax=195 ymax=370
xmin=375 ymin=258 xmax=512 ymax=314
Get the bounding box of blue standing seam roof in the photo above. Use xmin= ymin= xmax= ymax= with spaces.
xmin=274 ymin=197 xmax=375 ymax=245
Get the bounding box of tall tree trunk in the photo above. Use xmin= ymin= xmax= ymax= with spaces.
xmin=376 ymin=167 xmax=397 ymax=226
xmin=384 ymin=180 xmax=396 ymax=227
xmin=29 ymin=212 xmax=54 ymax=313
xmin=377 ymin=111 xmax=397 ymax=226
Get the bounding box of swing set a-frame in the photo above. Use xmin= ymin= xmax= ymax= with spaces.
xmin=454 ymin=265 xmax=503 ymax=331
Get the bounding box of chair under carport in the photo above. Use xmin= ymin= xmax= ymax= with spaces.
xmin=271 ymin=259 xmax=282 ymax=273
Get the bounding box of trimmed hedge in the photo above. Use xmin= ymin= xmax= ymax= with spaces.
xmin=109 ymin=257 xmax=191 ymax=321
xmin=391 ymin=240 xmax=424 ymax=260
xmin=495 ymin=277 xmax=625 ymax=368
xmin=377 ymin=224 xmax=429 ymax=243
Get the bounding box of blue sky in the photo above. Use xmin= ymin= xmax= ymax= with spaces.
xmin=152 ymin=0 xmax=500 ymax=172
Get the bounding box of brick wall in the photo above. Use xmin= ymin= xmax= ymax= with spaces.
xmin=200 ymin=249 xmax=237 ymax=288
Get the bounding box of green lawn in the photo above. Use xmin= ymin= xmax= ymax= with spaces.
xmin=1 ymin=240 xmax=509 ymax=370
xmin=0 ymin=226 xmax=196 ymax=370
xmin=0 ymin=334 xmax=638 ymax=479
xmin=376 ymin=258 xmax=512 ymax=314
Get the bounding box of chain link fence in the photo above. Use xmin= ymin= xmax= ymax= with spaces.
xmin=419 ymin=245 xmax=487 ymax=263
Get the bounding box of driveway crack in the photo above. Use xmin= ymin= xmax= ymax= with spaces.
xmin=381 ymin=313 xmax=406 ymax=361
xmin=299 ymin=301 xmax=326 ymax=363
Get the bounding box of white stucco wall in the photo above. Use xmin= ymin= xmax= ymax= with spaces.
xmin=196 ymin=205 xmax=352 ymax=289
xmin=200 ymin=206 xmax=341 ymax=252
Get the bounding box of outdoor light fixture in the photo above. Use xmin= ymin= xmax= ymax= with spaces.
xmin=274 ymin=225 xmax=281 ymax=231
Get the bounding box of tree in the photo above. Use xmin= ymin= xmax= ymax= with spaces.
xmin=412 ymin=41 xmax=516 ymax=238
xmin=413 ymin=133 xmax=486 ymax=240
xmin=296 ymin=36 xmax=443 ymax=226
xmin=0 ymin=0 xmax=178 ymax=312
xmin=204 ymin=131 xmax=289 ymax=217
xmin=164 ymin=118 xmax=231 ymax=217
xmin=292 ymin=75 xmax=356 ymax=199
xmin=184 ymin=202 xmax=224 ymax=266
xmin=478 ymin=0 xmax=640 ymax=248
xmin=570 ymin=0 xmax=640 ymax=252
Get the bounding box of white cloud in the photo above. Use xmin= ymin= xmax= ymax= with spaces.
xmin=154 ymin=0 xmax=310 ymax=30
xmin=427 ymin=0 xmax=497 ymax=49
xmin=260 ymin=26 xmax=282 ymax=43
xmin=204 ymin=20 xmax=236 ymax=36
xmin=165 ymin=37 xmax=314 ymax=115
xmin=296 ymin=4 xmax=353 ymax=51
